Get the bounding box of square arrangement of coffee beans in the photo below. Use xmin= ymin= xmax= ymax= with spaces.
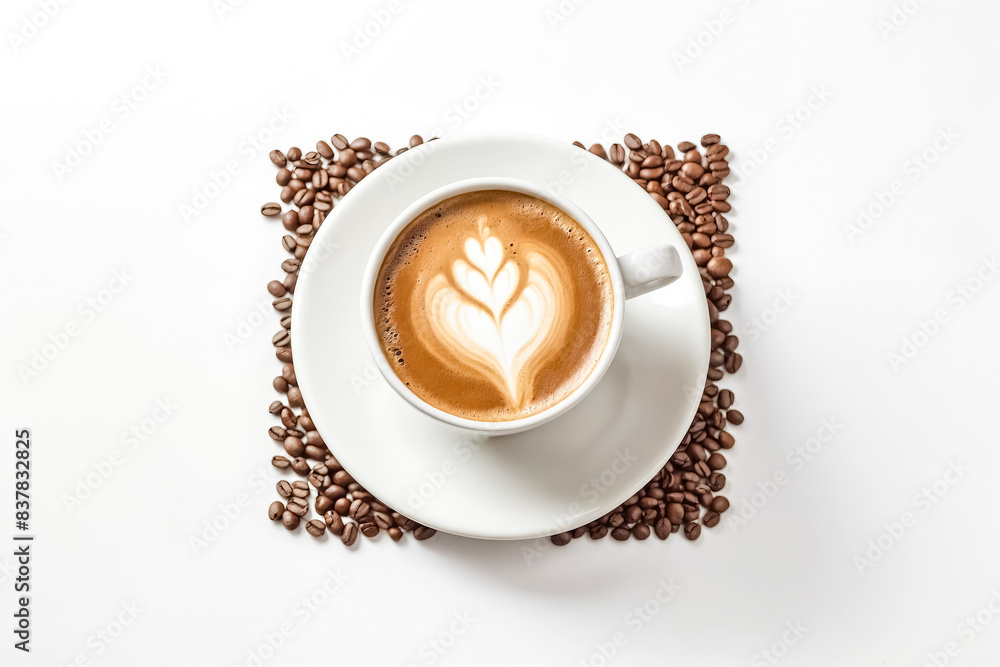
xmin=261 ymin=132 xmax=740 ymax=546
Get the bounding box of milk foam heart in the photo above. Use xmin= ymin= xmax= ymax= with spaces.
xmin=425 ymin=223 xmax=565 ymax=407
xmin=374 ymin=190 xmax=614 ymax=422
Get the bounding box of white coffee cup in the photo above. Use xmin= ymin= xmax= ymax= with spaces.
xmin=360 ymin=177 xmax=683 ymax=435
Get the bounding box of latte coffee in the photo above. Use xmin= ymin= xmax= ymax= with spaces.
xmin=373 ymin=189 xmax=614 ymax=422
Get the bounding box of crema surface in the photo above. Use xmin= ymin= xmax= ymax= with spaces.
xmin=374 ymin=190 xmax=614 ymax=422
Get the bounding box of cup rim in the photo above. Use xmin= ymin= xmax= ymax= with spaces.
xmin=359 ymin=176 xmax=626 ymax=435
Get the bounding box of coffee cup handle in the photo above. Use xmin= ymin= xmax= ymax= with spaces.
xmin=617 ymin=245 xmax=683 ymax=300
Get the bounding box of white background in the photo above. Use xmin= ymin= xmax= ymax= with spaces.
xmin=2 ymin=0 xmax=1000 ymax=665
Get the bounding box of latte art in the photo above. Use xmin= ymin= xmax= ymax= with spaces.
xmin=425 ymin=222 xmax=568 ymax=408
xmin=375 ymin=190 xmax=614 ymax=422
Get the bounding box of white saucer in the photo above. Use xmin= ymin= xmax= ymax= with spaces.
xmin=292 ymin=131 xmax=710 ymax=540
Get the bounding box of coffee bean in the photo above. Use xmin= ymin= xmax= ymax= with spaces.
xmin=683 ymin=523 xmax=701 ymax=540
xmin=727 ymin=409 xmax=744 ymax=425
xmin=350 ymin=137 xmax=372 ymax=151
xmin=710 ymin=496 xmax=730 ymax=513
xmin=349 ymin=498 xmax=370 ymax=520
xmin=666 ymin=503 xmax=685 ymax=525
xmin=268 ymin=501 xmax=284 ymax=520
xmin=706 ymin=256 xmax=732 ymax=279
xmin=261 ymin=202 xmax=281 ymax=217
xmin=386 ymin=527 xmax=402 ymax=541
xmin=286 ymin=147 xmax=302 ymax=161
xmin=724 ymin=353 xmax=742 ymax=373
xmin=291 ymin=457 xmax=310 ymax=476
xmin=632 ymin=523 xmax=650 ymax=540
xmin=701 ymin=133 xmax=721 ymax=147
xmin=276 ymin=480 xmax=292 ymax=498
xmin=283 ymin=436 xmax=304 ymax=458
xmin=707 ymin=453 xmax=727 ymax=471
xmin=283 ymin=272 xmax=297 ymax=293
xmin=324 ymin=511 xmax=345 ymax=535
xmin=272 ymin=330 xmax=291 ymax=347
xmin=315 ymin=495 xmax=333 ymax=515
xmin=269 ymin=401 xmax=285 ymax=416
xmin=271 ymin=455 xmax=291 ymax=469
xmin=316 ymin=140 xmax=334 ymax=159
xmin=718 ymin=430 xmax=735 ymax=449
xmin=282 ymin=511 xmax=300 ymax=530
xmin=717 ymin=389 xmax=734 ymax=409
xmin=287 ymin=386 xmax=303 ymax=407
xmin=331 ymin=134 xmax=348 ymax=150
xmin=609 ymin=143 xmax=625 ymax=165
xmin=611 ymin=526 xmax=631 ymax=541
xmin=702 ymin=511 xmax=720 ymax=527
xmin=341 ymin=522 xmax=359 ymax=545
xmin=360 ymin=522 xmax=379 ymax=538
xmin=302 ymin=519 xmax=324 ymax=537
xmin=413 ymin=526 xmax=436 ymax=541
xmin=269 ymin=149 xmax=287 ymax=166
xmin=287 ymin=497 xmax=308 ymax=517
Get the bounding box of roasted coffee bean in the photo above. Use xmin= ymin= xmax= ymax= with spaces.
xmin=360 ymin=522 xmax=379 ymax=538
xmin=291 ymin=457 xmax=310 ymax=476
xmin=341 ymin=522 xmax=358 ymax=545
xmin=268 ymin=426 xmax=286 ymax=442
xmin=331 ymin=134 xmax=348 ymax=150
xmin=706 ymin=256 xmax=732 ymax=279
xmin=624 ymin=133 xmax=642 ymax=150
xmin=727 ymin=409 xmax=744 ymax=425
xmin=701 ymin=133 xmax=721 ymax=147
xmin=684 ymin=522 xmax=701 ymax=540
xmin=272 ymin=330 xmax=290 ymax=347
xmin=276 ymin=480 xmax=292 ymax=498
xmin=707 ymin=453 xmax=727 ymax=470
xmin=718 ymin=431 xmax=735 ymax=449
xmin=316 ymin=140 xmax=334 ymax=159
xmin=702 ymin=511 xmax=720 ymax=527
xmin=315 ymin=496 xmax=333 ymax=514
xmin=282 ymin=511 xmax=300 ymax=530
xmin=589 ymin=524 xmax=609 ymax=539
xmin=609 ymin=143 xmax=625 ymax=165
xmin=632 ymin=523 xmax=651 ymax=540
xmin=308 ymin=471 xmax=325 ymax=488
xmin=286 ymin=497 xmax=308 ymax=517
xmin=677 ymin=141 xmax=696 ymax=152
xmin=666 ymin=503 xmax=685 ymax=525
xmin=373 ymin=513 xmax=394 ymax=530
xmin=283 ymin=436 xmax=304 ymax=458
xmin=388 ymin=527 xmax=403 ymax=541
xmin=287 ymin=147 xmax=302 ymax=161
xmin=279 ymin=408 xmax=296 ymax=430
xmin=267 ymin=280 xmax=287 ymax=298
xmin=269 ymin=149 xmax=287 ymax=166
xmin=717 ymin=389 xmax=734 ymax=409
xmin=287 ymin=386 xmax=303 ymax=408
xmin=261 ymin=202 xmax=281 ymax=217
xmin=413 ymin=526 xmax=436 ymax=541
xmin=724 ymin=353 xmax=742 ymax=373
xmin=303 ymin=445 xmax=326 ymax=461
xmin=268 ymin=501 xmax=284 ymax=520
xmin=611 ymin=526 xmax=631 ymax=541
xmin=283 ymin=272 xmax=297 ymax=293
xmin=324 ymin=511 xmax=345 ymax=535
xmin=710 ymin=496 xmax=730 ymax=513
xmin=547 ymin=531 xmax=570 ymax=546
xmin=305 ymin=519 xmax=326 ymax=537
xmin=373 ymin=141 xmax=390 ymax=154
xmin=269 ymin=401 xmax=285 ymax=416
xmin=350 ymin=137 xmax=372 ymax=151
xmin=273 ymin=377 xmax=288 ymax=393
xmin=349 ymin=498 xmax=371 ymax=520
xmin=271 ymin=455 xmax=291 ymax=470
